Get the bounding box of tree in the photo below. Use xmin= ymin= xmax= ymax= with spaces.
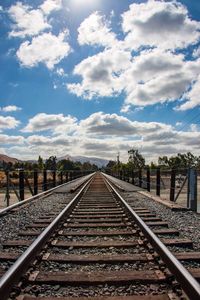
xmin=106 ymin=161 xmax=116 ymax=169
xmin=128 ymin=149 xmax=145 ymax=169
xmin=45 ymin=156 xmax=57 ymax=170
xmin=158 ymin=152 xmax=200 ymax=169
xmin=38 ymin=156 xmax=44 ymax=170
xmin=57 ymin=159 xmax=75 ymax=171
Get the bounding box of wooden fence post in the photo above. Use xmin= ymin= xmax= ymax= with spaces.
xmin=147 ymin=168 xmax=150 ymax=192
xmin=170 ymin=168 xmax=176 ymax=201
xmin=43 ymin=169 xmax=47 ymax=191
xmin=19 ymin=169 xmax=24 ymax=201
xmin=187 ymin=168 xmax=197 ymax=211
xmin=60 ymin=171 xmax=63 ymax=184
xmin=53 ymin=170 xmax=56 ymax=187
xmin=156 ymin=168 xmax=160 ymax=196
xmin=131 ymin=170 xmax=135 ymax=185
xmin=34 ymin=170 xmax=38 ymax=195
xmin=5 ymin=171 xmax=10 ymax=206
xmin=65 ymin=172 xmax=68 ymax=183
xmin=139 ymin=169 xmax=142 ymax=188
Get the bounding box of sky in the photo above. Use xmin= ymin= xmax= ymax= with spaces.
xmin=0 ymin=0 xmax=200 ymax=163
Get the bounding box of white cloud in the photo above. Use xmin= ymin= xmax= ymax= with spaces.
xmin=3 ymin=111 xmax=200 ymax=161
xmin=1 ymin=105 xmax=22 ymax=112
xmin=56 ymin=67 xmax=65 ymax=76
xmin=22 ymin=113 xmax=77 ymax=134
xmin=177 ymin=74 xmax=200 ymax=110
xmin=40 ymin=0 xmax=62 ymax=15
xmin=122 ymin=0 xmax=200 ymax=50
xmin=123 ymin=49 xmax=200 ymax=108
xmin=27 ymin=134 xmax=71 ymax=146
xmin=17 ymin=31 xmax=71 ymax=69
xmin=0 ymin=134 xmax=24 ymax=145
xmin=193 ymin=47 xmax=200 ymax=58
xmin=69 ymin=45 xmax=200 ymax=109
xmin=78 ymin=11 xmax=117 ymax=48
xmin=67 ymin=48 xmax=131 ymax=99
xmin=8 ymin=2 xmax=50 ymax=38
xmin=78 ymin=112 xmax=171 ymax=137
xmin=0 ymin=116 xmax=20 ymax=132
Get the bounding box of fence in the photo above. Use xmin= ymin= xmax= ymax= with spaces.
xmin=108 ymin=168 xmax=199 ymax=212
xmin=0 ymin=169 xmax=92 ymax=209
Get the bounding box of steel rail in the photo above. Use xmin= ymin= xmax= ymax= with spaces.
xmin=0 ymin=174 xmax=95 ymax=300
xmin=103 ymin=173 xmax=200 ymax=300
xmin=0 ymin=173 xmax=94 ymax=217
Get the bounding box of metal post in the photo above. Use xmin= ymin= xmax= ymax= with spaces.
xmin=139 ymin=169 xmax=142 ymax=188
xmin=70 ymin=172 xmax=73 ymax=181
xmin=187 ymin=168 xmax=197 ymax=212
xmin=19 ymin=169 xmax=24 ymax=201
xmin=131 ymin=170 xmax=135 ymax=185
xmin=34 ymin=170 xmax=38 ymax=195
xmin=5 ymin=171 xmax=10 ymax=207
xmin=127 ymin=170 xmax=130 ymax=183
xmin=65 ymin=172 xmax=68 ymax=183
xmin=120 ymin=171 xmax=122 ymax=180
xmin=43 ymin=169 xmax=47 ymax=191
xmin=60 ymin=171 xmax=63 ymax=184
xmin=53 ymin=171 xmax=56 ymax=187
xmin=156 ymin=168 xmax=160 ymax=196
xmin=170 ymin=168 xmax=176 ymax=202
xmin=147 ymin=168 xmax=150 ymax=192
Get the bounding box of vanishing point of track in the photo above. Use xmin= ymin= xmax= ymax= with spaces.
xmin=0 ymin=172 xmax=200 ymax=299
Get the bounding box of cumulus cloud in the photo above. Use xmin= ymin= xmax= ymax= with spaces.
xmin=67 ymin=0 xmax=200 ymax=111
xmin=176 ymin=75 xmax=200 ymax=110
xmin=17 ymin=31 xmax=71 ymax=69
xmin=78 ymin=11 xmax=117 ymax=48
xmin=123 ymin=49 xmax=200 ymax=108
xmin=0 ymin=105 xmax=22 ymax=112
xmin=193 ymin=47 xmax=200 ymax=58
xmin=3 ymin=111 xmax=200 ymax=161
xmin=8 ymin=2 xmax=50 ymax=38
xmin=69 ymin=45 xmax=200 ymax=109
xmin=0 ymin=134 xmax=24 ymax=145
xmin=22 ymin=113 xmax=77 ymax=134
xmin=122 ymin=0 xmax=200 ymax=50
xmin=78 ymin=112 xmax=171 ymax=137
xmin=67 ymin=48 xmax=131 ymax=99
xmin=40 ymin=0 xmax=62 ymax=15
xmin=0 ymin=116 xmax=20 ymax=132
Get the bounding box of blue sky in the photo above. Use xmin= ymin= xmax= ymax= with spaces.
xmin=0 ymin=0 xmax=200 ymax=162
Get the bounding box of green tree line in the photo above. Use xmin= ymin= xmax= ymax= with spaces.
xmin=105 ymin=150 xmax=200 ymax=173
xmin=0 ymin=155 xmax=99 ymax=172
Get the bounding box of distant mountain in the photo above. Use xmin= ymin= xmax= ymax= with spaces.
xmin=58 ymin=155 xmax=109 ymax=167
xmin=0 ymin=154 xmax=19 ymax=164
xmin=0 ymin=154 xmax=109 ymax=168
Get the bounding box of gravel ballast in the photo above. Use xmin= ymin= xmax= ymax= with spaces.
xmin=106 ymin=175 xmax=200 ymax=251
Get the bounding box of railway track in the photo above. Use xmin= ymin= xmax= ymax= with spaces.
xmin=0 ymin=172 xmax=200 ymax=299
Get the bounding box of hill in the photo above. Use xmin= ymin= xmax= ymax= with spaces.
xmin=0 ymin=154 xmax=19 ymax=164
xmin=58 ymin=155 xmax=109 ymax=168
xmin=0 ymin=154 xmax=109 ymax=168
